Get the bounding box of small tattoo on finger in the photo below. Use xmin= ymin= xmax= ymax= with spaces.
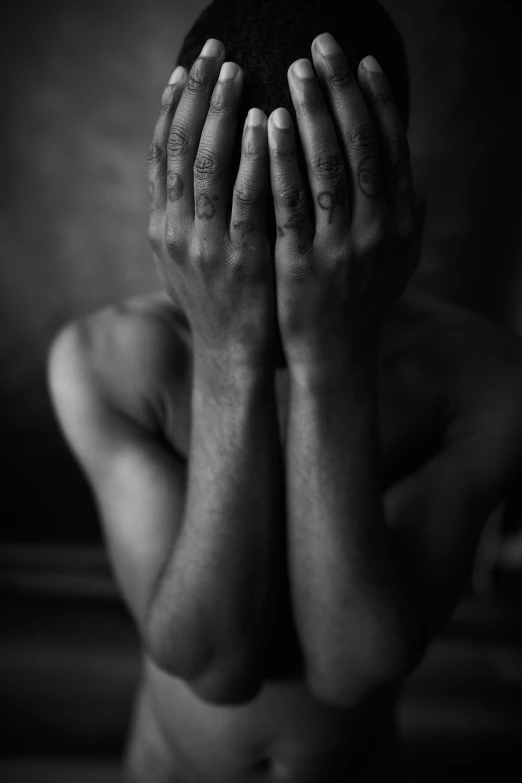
xmin=196 ymin=193 xmax=217 ymax=219
xmin=356 ymin=158 xmax=382 ymax=199
xmin=317 ymin=191 xmax=335 ymax=223
xmin=167 ymin=172 xmax=184 ymax=202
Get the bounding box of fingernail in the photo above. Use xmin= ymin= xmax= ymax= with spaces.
xmin=362 ymin=55 xmax=382 ymax=73
xmin=219 ymin=61 xmax=239 ymax=81
xmin=201 ymin=38 xmax=223 ymax=57
xmin=169 ymin=66 xmax=185 ymax=85
xmin=315 ymin=33 xmax=341 ymax=55
xmin=292 ymin=59 xmax=313 ymax=79
xmin=273 ymin=108 xmax=291 ymax=129
xmin=248 ymin=108 xmax=265 ymax=127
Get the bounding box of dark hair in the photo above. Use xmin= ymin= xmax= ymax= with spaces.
xmin=176 ymin=0 xmax=410 ymax=252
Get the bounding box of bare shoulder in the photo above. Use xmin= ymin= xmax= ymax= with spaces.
xmin=392 ymin=289 xmax=522 ymax=396
xmin=47 ymin=290 xmax=192 ymax=457
xmin=388 ymin=288 xmax=522 ymax=473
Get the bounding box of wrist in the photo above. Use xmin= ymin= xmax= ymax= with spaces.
xmin=193 ymin=351 xmax=274 ymax=408
xmin=288 ymin=337 xmax=378 ymax=394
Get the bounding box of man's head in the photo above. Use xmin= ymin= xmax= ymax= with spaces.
xmin=176 ymin=0 xmax=410 ymax=251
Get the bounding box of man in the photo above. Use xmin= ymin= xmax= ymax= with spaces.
xmin=47 ymin=1 xmax=522 ymax=780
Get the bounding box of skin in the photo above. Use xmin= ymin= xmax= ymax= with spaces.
xmin=267 ymin=38 xmax=427 ymax=701
xmin=47 ymin=34 xmax=522 ymax=782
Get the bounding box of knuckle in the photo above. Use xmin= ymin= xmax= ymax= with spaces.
xmin=243 ymin=138 xmax=264 ymax=161
xmin=271 ymin=142 xmax=296 ymax=162
xmin=192 ymin=237 xmax=215 ymax=274
xmin=148 ymin=142 xmax=164 ymax=164
xmin=370 ymin=74 xmax=393 ymax=103
xmin=147 ymin=223 xmax=161 ymax=253
xmin=165 ymin=220 xmax=181 ymax=256
xmin=225 ymin=251 xmax=251 ymax=283
xmin=167 ymin=125 xmax=190 ymax=158
xmin=300 ymin=91 xmax=327 ymax=116
xmin=311 ymin=150 xmax=343 ymax=181
xmin=319 ymin=235 xmax=349 ymax=263
xmin=165 ymin=233 xmax=178 ymax=257
xmin=208 ymin=92 xmax=231 ymax=117
xmin=348 ymin=123 xmax=378 ymax=150
xmin=327 ymin=59 xmax=355 ymax=92
xmin=234 ymin=186 xmax=259 ymax=208
xmin=278 ymin=253 xmax=315 ymax=282
xmin=356 ymin=216 xmax=385 ymax=251
xmin=231 ymin=219 xmax=258 ymax=243
xmin=185 ymin=61 xmax=208 ymax=94
xmin=277 ymin=183 xmax=306 ymax=211
xmin=194 ymin=149 xmax=220 ymax=181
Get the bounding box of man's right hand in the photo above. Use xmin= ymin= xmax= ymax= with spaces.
xmin=147 ymin=38 xmax=276 ymax=374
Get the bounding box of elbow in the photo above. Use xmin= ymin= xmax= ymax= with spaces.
xmin=184 ymin=660 xmax=265 ymax=706
xmin=307 ymin=629 xmax=424 ymax=708
xmin=146 ymin=636 xmax=264 ymax=706
xmin=145 ymin=602 xmax=264 ymax=707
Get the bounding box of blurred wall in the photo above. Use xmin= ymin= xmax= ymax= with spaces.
xmin=1 ymin=0 xmax=207 ymax=541
xmin=0 ymin=0 xmax=521 ymax=543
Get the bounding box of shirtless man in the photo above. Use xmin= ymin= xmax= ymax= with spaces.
xmin=46 ymin=14 xmax=522 ymax=783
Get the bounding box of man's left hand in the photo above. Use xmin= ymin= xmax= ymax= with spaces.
xmin=267 ymin=32 xmax=425 ymax=375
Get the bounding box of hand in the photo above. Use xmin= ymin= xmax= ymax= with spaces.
xmin=268 ymin=33 xmax=426 ymax=373
xmin=147 ymin=39 xmax=275 ymax=373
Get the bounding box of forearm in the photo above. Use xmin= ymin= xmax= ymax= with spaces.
xmin=147 ymin=357 xmax=283 ymax=695
xmin=286 ymin=350 xmax=414 ymax=704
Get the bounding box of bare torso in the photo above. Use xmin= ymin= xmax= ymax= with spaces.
xmin=66 ymin=287 xmax=522 ymax=782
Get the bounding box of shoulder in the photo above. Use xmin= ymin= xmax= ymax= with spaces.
xmin=47 ymin=291 xmax=192 ymax=447
xmin=390 ymin=288 xmax=522 ymax=479
xmin=389 ymin=288 xmax=522 ymax=397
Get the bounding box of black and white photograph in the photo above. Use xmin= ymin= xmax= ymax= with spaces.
xmin=1 ymin=1 xmax=521 ymax=780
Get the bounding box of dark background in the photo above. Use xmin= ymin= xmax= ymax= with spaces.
xmin=1 ymin=1 xmax=521 ymax=779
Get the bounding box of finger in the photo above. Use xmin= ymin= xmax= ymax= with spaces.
xmin=229 ymin=109 xmax=270 ymax=264
xmin=148 ymin=66 xmax=187 ymax=216
xmin=194 ymin=61 xmax=244 ymax=240
xmin=267 ymin=108 xmax=315 ymax=267
xmin=357 ymin=56 xmax=415 ymax=237
xmin=286 ymin=58 xmax=350 ymax=242
xmin=166 ymin=39 xmax=226 ymax=228
xmin=311 ymin=33 xmax=386 ymax=235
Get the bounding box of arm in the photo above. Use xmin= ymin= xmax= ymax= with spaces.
xmin=286 ymin=356 xmax=522 ymax=704
xmin=285 ymin=351 xmax=415 ymax=705
xmin=266 ymin=36 xmax=426 ymax=704
xmin=385 ymin=386 xmax=522 ymax=636
xmin=268 ymin=33 xmax=522 ymax=707
xmin=49 ymin=39 xmax=281 ymax=706
xmin=145 ymin=41 xmax=281 ymax=702
xmin=48 ymin=315 xmax=283 ymax=707
xmin=148 ymin=358 xmax=283 ymax=702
